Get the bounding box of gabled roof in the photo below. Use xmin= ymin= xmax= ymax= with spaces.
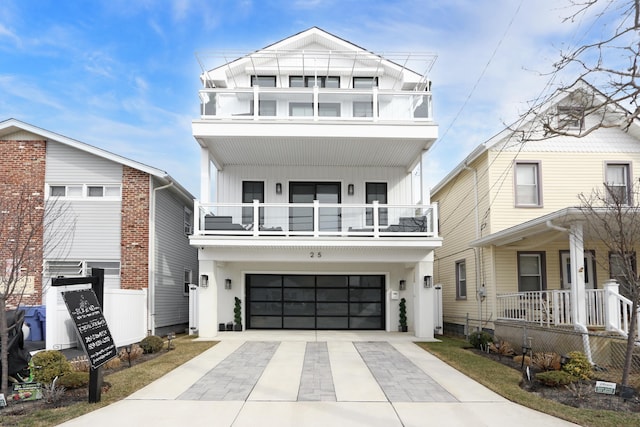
xmin=431 ymin=79 xmax=640 ymax=195
xmin=0 ymin=118 xmax=194 ymax=200
xmin=198 ymin=27 xmax=436 ymax=90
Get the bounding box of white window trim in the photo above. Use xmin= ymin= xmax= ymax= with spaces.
xmin=514 ymin=161 xmax=542 ymax=208
xmin=604 ymin=162 xmax=632 ymax=205
xmin=46 ymin=184 xmax=122 ymax=200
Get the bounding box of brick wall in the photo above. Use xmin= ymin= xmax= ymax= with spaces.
xmin=121 ymin=166 xmax=150 ymax=290
xmin=0 ymin=139 xmax=46 ymax=306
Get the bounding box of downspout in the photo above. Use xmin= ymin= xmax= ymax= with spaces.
xmin=148 ymin=180 xmax=175 ymax=336
xmin=463 ymin=164 xmax=483 ymax=329
xmin=545 ymin=220 xmax=593 ymax=364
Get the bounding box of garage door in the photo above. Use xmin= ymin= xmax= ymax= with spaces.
xmin=247 ymin=274 xmax=385 ymax=330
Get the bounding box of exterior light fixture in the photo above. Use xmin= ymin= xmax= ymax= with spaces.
xmin=423 ymin=275 xmax=432 ymax=288
xmin=225 ymin=278 xmax=232 ymax=289
xmin=200 ymin=274 xmax=209 ymax=288
xmin=347 ymin=184 xmax=354 ymax=196
xmin=276 ymin=183 xmax=282 ymax=194
xmin=399 ymin=280 xmax=406 ymax=291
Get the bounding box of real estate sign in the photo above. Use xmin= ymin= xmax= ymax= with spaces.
xmin=62 ymin=288 xmax=117 ymax=369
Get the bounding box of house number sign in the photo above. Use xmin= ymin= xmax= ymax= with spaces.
xmin=309 ymin=251 xmax=322 ymax=258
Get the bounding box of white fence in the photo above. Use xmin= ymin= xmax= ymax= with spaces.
xmin=45 ymin=286 xmax=147 ymax=350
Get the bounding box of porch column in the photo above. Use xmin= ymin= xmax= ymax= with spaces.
xmin=197 ymin=259 xmax=218 ymax=338
xmin=414 ymin=258 xmax=435 ymax=339
xmin=200 ymin=146 xmax=211 ymax=204
xmin=569 ymin=222 xmax=587 ymax=326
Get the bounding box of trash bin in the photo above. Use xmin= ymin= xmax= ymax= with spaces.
xmin=23 ymin=306 xmax=43 ymax=341
xmin=36 ymin=306 xmax=46 ymax=341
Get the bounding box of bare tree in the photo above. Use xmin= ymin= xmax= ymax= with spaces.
xmin=0 ymin=187 xmax=74 ymax=397
xmin=577 ymin=182 xmax=640 ymax=386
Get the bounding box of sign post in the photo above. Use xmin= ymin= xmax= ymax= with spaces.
xmin=52 ymin=269 xmax=116 ymax=403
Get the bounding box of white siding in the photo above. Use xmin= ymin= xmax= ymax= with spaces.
xmin=46 ymin=140 xmax=123 ymax=184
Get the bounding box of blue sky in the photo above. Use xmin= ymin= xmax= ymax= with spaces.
xmin=0 ymin=0 xmax=611 ymax=196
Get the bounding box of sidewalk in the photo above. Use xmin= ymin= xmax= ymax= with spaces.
xmin=58 ymin=332 xmax=579 ymax=427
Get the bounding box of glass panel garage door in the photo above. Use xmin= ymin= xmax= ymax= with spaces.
xmin=247 ymin=274 xmax=384 ymax=330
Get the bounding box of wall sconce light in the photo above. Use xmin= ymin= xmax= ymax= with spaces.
xmin=200 ymin=274 xmax=209 ymax=288
xmin=225 ymin=278 xmax=232 ymax=289
xmin=399 ymin=280 xmax=406 ymax=291
xmin=347 ymin=184 xmax=354 ymax=196
xmin=423 ymin=275 xmax=432 ymax=288
xmin=275 ymin=183 xmax=282 ymax=194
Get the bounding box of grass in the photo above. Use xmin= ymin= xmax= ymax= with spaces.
xmin=0 ymin=336 xmax=216 ymax=427
xmin=418 ymin=336 xmax=640 ymax=427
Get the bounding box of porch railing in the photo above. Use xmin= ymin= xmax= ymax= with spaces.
xmin=497 ymin=286 xmax=640 ymax=340
xmin=198 ymin=87 xmax=433 ymax=122
xmin=193 ymin=200 xmax=438 ymax=238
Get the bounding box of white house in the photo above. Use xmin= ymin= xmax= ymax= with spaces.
xmin=189 ymin=27 xmax=442 ymax=338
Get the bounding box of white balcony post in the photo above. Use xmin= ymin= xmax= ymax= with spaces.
xmin=313 ymin=200 xmax=320 ymax=237
xmin=193 ymin=200 xmax=201 ymax=235
xmin=373 ymin=201 xmax=380 ymax=238
xmin=253 ymin=199 xmax=260 ymax=237
xmin=569 ymin=222 xmax=587 ymax=326
xmin=373 ymin=87 xmax=379 ymax=122
xmin=604 ymin=279 xmax=621 ymax=333
xmin=253 ymin=86 xmax=259 ymax=120
xmin=313 ymin=86 xmax=319 ymax=121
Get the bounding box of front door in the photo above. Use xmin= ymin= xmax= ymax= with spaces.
xmin=561 ymin=251 xmax=596 ymax=290
xmin=289 ymin=182 xmax=341 ymax=232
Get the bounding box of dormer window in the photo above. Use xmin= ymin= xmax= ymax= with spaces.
xmin=250 ymin=76 xmax=276 ymax=87
xmin=557 ymin=106 xmax=584 ymax=130
xmin=290 ymin=76 xmax=339 ymax=88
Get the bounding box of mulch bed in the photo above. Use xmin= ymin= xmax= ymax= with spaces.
xmin=469 ymin=348 xmax=640 ymax=413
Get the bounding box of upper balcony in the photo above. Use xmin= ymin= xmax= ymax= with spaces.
xmin=198 ymin=87 xmax=432 ymax=123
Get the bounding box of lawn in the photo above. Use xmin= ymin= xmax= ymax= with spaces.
xmin=418 ymin=336 xmax=640 ymax=427
xmin=0 ymin=336 xmax=216 ymax=427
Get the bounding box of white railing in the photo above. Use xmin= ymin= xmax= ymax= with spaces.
xmin=193 ymin=200 xmax=438 ymax=238
xmin=199 ymin=87 xmax=433 ymax=122
xmin=498 ymin=286 xmax=640 ymax=340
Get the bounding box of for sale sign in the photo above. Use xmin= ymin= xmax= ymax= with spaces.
xmin=62 ymin=288 xmax=117 ymax=369
xmin=595 ymin=380 xmax=617 ymax=395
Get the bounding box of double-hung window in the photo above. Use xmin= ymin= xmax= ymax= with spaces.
xmin=517 ymin=252 xmax=546 ymax=292
xmin=456 ymin=260 xmax=467 ymax=299
xmin=605 ymin=162 xmax=631 ymax=205
xmin=514 ymin=162 xmax=542 ymax=207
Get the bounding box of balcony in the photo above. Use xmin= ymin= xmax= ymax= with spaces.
xmin=198 ymin=87 xmax=432 ymax=122
xmin=193 ymin=200 xmax=438 ymax=239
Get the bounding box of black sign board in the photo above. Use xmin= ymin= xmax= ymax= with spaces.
xmin=62 ymin=288 xmax=117 ymax=369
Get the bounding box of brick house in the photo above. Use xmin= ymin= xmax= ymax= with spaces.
xmin=0 ymin=119 xmax=197 ymax=349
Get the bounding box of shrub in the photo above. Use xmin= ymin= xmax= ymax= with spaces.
xmin=58 ymin=371 xmax=90 ymax=389
xmin=468 ymin=331 xmax=492 ymax=350
xmin=532 ymin=352 xmax=561 ymax=371
xmin=562 ymin=351 xmax=593 ymax=380
xmin=489 ymin=340 xmax=515 ymax=357
xmin=514 ymin=354 xmax=531 ymax=366
xmin=104 ymin=356 xmax=122 ymax=370
xmin=119 ymin=343 xmax=144 ymax=362
xmin=139 ymin=335 xmax=164 ymax=354
xmin=32 ymin=350 xmax=72 ymax=384
xmin=536 ymin=370 xmax=575 ymax=387
xmin=69 ymin=356 xmax=90 ymax=372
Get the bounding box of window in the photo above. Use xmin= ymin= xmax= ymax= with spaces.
xmin=456 ymin=260 xmax=467 ymax=299
xmin=353 ymin=77 xmax=378 ymax=88
xmin=514 ymin=162 xmax=541 ymax=207
xmin=251 ymin=76 xmax=276 ymax=87
xmin=290 ymin=76 xmax=339 ymax=88
xmin=242 ymin=181 xmax=264 ymax=225
xmin=289 ymin=102 xmax=313 ymax=117
xmin=353 ymin=101 xmax=373 ymax=117
xmin=365 ymin=182 xmax=388 ymax=226
xmin=557 ymin=106 xmax=584 ymax=130
xmin=609 ymin=252 xmax=636 ymax=286
xmin=184 ymin=269 xmax=193 ymax=295
xmin=184 ymin=207 xmax=193 ymax=235
xmin=48 ymin=184 xmax=120 ymax=199
xmin=45 ymin=260 xmax=83 ymax=276
xmin=605 ymin=163 xmax=631 ymax=205
xmin=518 ymin=252 xmax=546 ymax=292
xmin=87 ymin=261 xmax=121 ymax=276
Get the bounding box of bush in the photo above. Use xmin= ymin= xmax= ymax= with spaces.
xmin=58 ymin=371 xmax=90 ymax=389
xmin=104 ymin=356 xmax=122 ymax=370
xmin=69 ymin=356 xmax=90 ymax=373
xmin=536 ymin=370 xmax=575 ymax=387
xmin=489 ymin=340 xmax=515 ymax=357
xmin=562 ymin=351 xmax=593 ymax=380
xmin=139 ymin=335 xmax=164 ymax=354
xmin=119 ymin=343 xmax=144 ymax=362
xmin=532 ymin=352 xmax=561 ymax=371
xmin=468 ymin=331 xmax=492 ymax=350
xmin=32 ymin=350 xmax=72 ymax=384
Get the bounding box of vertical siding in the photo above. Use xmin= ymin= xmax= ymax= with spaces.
xmin=153 ymin=184 xmax=198 ymax=329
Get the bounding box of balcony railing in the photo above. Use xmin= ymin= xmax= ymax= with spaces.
xmin=198 ymin=87 xmax=432 ymax=122
xmin=497 ymin=287 xmax=640 ymax=339
xmin=193 ymin=200 xmax=438 ymax=238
